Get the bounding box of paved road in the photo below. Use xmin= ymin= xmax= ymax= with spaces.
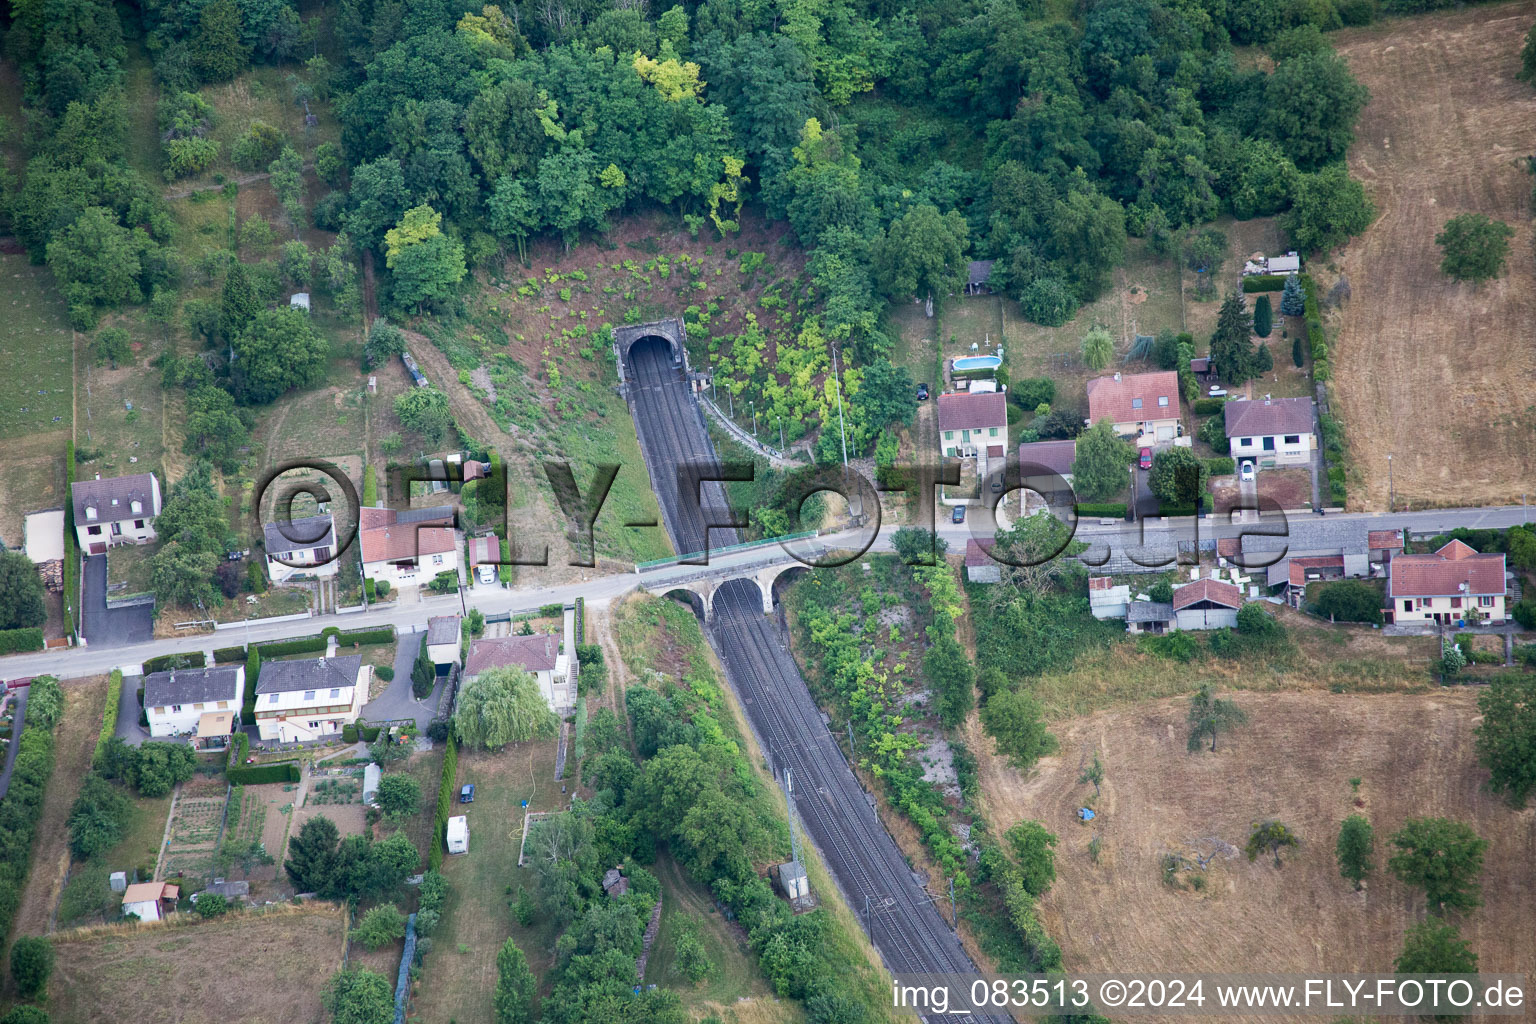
xmin=81 ymin=554 xmax=152 ymax=647
xmin=361 ymin=629 xmax=446 ymax=729
xmin=8 ymin=503 xmax=1534 ymax=682
xmin=0 ymin=685 xmax=27 ymax=799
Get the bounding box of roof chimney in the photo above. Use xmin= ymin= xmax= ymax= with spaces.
xmin=94 ymin=473 xmax=101 ymax=481
xmin=1113 ymin=372 xmax=1121 ymax=382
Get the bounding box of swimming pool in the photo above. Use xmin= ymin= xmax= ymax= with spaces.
xmin=951 ymin=355 xmax=1001 ymax=374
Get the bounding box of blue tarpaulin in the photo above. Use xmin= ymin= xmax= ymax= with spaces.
xmin=1078 ymin=808 xmax=1095 ymax=821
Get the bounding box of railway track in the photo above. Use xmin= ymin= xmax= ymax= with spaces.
xmin=623 ymin=338 xmax=1007 ymax=1023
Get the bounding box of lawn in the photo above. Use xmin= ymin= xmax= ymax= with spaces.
xmin=49 ymin=904 xmax=348 ymax=1024
xmin=11 ymin=676 xmax=110 ymax=937
xmin=76 ymin=327 xmax=167 ymax=482
xmin=55 ymin=787 xmax=175 ymax=929
xmin=106 ymin=541 xmax=157 ymax=598
xmin=408 ymin=738 xmax=565 ymax=1024
xmin=0 ymin=254 xmax=74 ymax=440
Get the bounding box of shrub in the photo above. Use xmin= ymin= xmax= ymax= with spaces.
xmin=376 ymin=666 xmax=394 ymax=682
xmin=227 ymin=761 xmax=301 ymax=785
xmin=194 ymin=893 xmax=231 ymax=918
xmin=353 ymin=904 xmax=406 ymax=950
xmin=1311 ymin=580 xmax=1383 ymax=624
xmin=377 ymin=774 xmax=421 ymax=819
xmin=376 ymin=580 xmax=391 ymax=597
xmin=1191 ymin=397 xmax=1225 ymax=415
xmin=1204 ymin=457 xmax=1235 ymax=476
xmin=9 ymin=936 xmax=53 ymax=998
xmin=1241 ymin=274 xmax=1286 ymax=292
xmin=67 ymin=773 xmax=133 ymax=858
xmin=1074 ymin=502 xmax=1126 ymax=519
xmin=1139 ymin=631 xmax=1201 ymax=662
xmin=231 ymin=121 xmax=286 ymax=171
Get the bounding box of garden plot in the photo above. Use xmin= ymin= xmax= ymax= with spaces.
xmin=161 ymin=794 xmax=228 ymax=879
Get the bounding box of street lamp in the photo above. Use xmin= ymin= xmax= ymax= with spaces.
xmin=1387 ymin=453 xmax=1393 ymax=513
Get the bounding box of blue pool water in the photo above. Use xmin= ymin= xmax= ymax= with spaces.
xmin=952 ymin=355 xmax=1002 ymax=373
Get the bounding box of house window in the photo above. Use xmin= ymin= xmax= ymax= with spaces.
xmin=1158 ymin=396 xmax=1168 ymax=407
xmin=308 ymin=721 xmax=320 ymax=730
xmin=303 ymin=690 xmax=316 ymax=701
xmin=1132 ymin=398 xmax=1143 ymax=409
xmin=134 ymin=519 xmax=145 ymax=529
xmin=153 ymin=707 xmax=166 ymax=715
xmin=1451 ymin=597 xmax=1462 ymax=609
xmin=961 ymin=429 xmax=970 ymax=441
xmin=1402 ymin=600 xmax=1414 ymax=612
xmin=111 ymin=522 xmax=122 ymax=536
xmin=269 ymin=694 xmax=280 ymax=704
xmin=87 ymin=525 xmax=101 ymax=536
xmin=1479 ymin=596 xmax=1495 ymax=607
xmin=943 ymin=430 xmax=953 ymax=440
xmin=171 ymin=704 xmax=182 ymax=713
xmin=329 ymin=688 xmax=341 ymax=699
xmin=1262 ymin=436 xmax=1276 ymax=451
xmin=193 ymin=702 xmax=205 ymax=711
xmin=1284 ymin=435 xmax=1300 ymax=445
xmin=1240 ymin=437 xmax=1254 ymax=447
xmin=988 ymin=427 xmax=998 ymax=437
xmin=217 ymin=701 xmax=229 ymax=709
xmin=433 ymin=554 xmax=444 ymax=566
xmin=315 ymin=546 xmax=331 ymax=562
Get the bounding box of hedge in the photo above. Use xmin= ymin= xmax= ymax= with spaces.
xmin=429 ymin=734 xmax=459 ymax=870
xmin=364 ymin=578 xmax=376 ymax=601
xmin=227 ymin=730 xmax=249 ymax=769
xmin=1241 ymin=274 xmax=1286 ymax=292
xmin=227 ymin=760 xmax=300 ymax=785
xmin=1075 ymin=502 xmax=1127 ymax=519
xmin=93 ymin=669 xmax=123 ymax=768
xmin=1191 ymin=397 xmax=1225 ymax=416
xmin=342 ymin=724 xmax=359 ymax=743
xmin=338 ymin=626 xmax=395 ymax=646
xmin=539 ymin=603 xmax=563 ymax=617
xmin=142 ymin=651 xmax=205 ymax=673
xmin=574 ymin=597 xmax=585 ymax=643
xmin=361 ymin=725 xmax=381 ymax=742
xmin=0 ymin=628 xmax=45 ymax=655
xmin=212 ymin=645 xmax=247 ymax=664
xmin=63 ymin=441 xmax=78 ymax=640
xmin=256 ymin=635 xmax=327 ymax=658
xmin=243 ymin=647 xmax=260 ymax=720
xmin=0 ymin=679 xmax=62 ymax=944
xmin=1204 ymin=457 xmax=1236 ymax=476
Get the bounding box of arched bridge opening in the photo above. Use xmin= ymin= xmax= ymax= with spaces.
xmin=615 ymin=318 xmax=686 ymax=380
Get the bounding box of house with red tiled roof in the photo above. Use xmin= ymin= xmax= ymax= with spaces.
xmin=938 ymin=391 xmax=1008 ymax=460
xmin=1172 ymin=577 xmax=1244 ymax=630
xmin=1387 ymin=540 xmax=1506 ymax=626
xmin=359 ymin=505 xmax=458 ymax=588
xmin=1368 ymin=530 xmax=1403 ymax=562
xmin=1085 ymin=371 xmax=1182 ymax=442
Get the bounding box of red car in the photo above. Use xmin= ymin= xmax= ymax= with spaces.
xmin=1139 ymin=447 xmax=1153 ymax=470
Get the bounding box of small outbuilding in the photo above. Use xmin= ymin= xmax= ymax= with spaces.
xmin=1172 ymin=578 xmax=1243 ymax=630
xmin=446 ymin=815 xmax=469 ymax=855
xmin=363 ymin=763 xmax=381 ymax=805
xmin=1125 ymin=601 xmax=1174 ymax=635
xmin=964 ymin=539 xmax=999 ymax=584
xmin=289 ymin=292 xmax=311 ymax=313
xmin=964 ymin=260 xmax=995 ymax=296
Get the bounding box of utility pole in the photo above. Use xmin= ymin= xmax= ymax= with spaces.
xmin=779 ymin=417 xmax=785 ymax=452
xmin=751 ymin=400 xmax=758 ymax=440
xmin=1387 ymin=453 xmax=1394 ymax=513
xmin=949 ymin=876 xmax=956 ymax=929
xmin=832 ymin=345 xmax=849 ymax=470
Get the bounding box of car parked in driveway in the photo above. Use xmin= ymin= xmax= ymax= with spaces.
xmin=460 ymin=783 xmax=475 ymax=804
xmin=1240 ymin=460 xmax=1255 ymax=482
xmin=476 ymin=563 xmax=497 ymax=586
xmin=916 ymin=383 xmax=930 ymax=401
xmin=951 ymin=504 xmax=966 ymax=523
xmin=1139 ymin=447 xmax=1152 ymax=470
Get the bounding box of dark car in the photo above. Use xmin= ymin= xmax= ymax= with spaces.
xmin=917 ymin=383 xmax=930 ymax=401
xmin=951 ymin=504 xmax=966 ymax=523
xmin=1139 ymin=447 xmax=1153 ymax=470
xmin=459 ymin=783 xmax=475 ymax=804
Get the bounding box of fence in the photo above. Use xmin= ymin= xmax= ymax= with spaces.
xmin=213 ymin=610 xmax=313 ymax=631
xmin=635 ymin=531 xmax=817 ymax=571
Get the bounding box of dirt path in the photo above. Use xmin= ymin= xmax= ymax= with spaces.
xmin=405 ymin=334 xmax=510 ymax=449
xmin=590 ymin=600 xmax=636 ymax=748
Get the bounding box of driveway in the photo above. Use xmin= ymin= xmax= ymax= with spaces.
xmin=361 ymin=629 xmax=446 ymax=730
xmin=114 ymin=671 xmax=149 ymax=747
xmin=82 ymin=554 xmax=153 ymax=647
xmin=0 ymin=685 xmax=28 ymax=799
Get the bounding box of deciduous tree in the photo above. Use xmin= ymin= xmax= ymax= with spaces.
xmin=1070 ymin=420 xmax=1135 ymax=503
xmin=981 ymin=688 xmax=1058 ymax=770
xmin=874 ymin=204 xmax=968 ymax=306
xmin=1476 ymin=675 xmax=1536 ymax=806
xmin=385 ymin=205 xmax=466 ymax=311
xmin=9 ymin=937 xmax=53 ymax=999
xmin=323 ymin=968 xmax=394 ymax=1024
xmin=1388 ymin=817 xmax=1487 ymax=913
xmin=1436 ymin=213 xmax=1514 ymax=285
xmin=1005 ymin=820 xmax=1057 ymax=896
xmin=1187 ymin=684 xmax=1247 ymax=752
xmin=0 ymin=550 xmax=47 ymax=630
xmin=1336 ymin=813 xmax=1374 ymax=889
xmin=455 ymin=665 xmax=559 ymax=750
xmin=232 ymin=307 xmax=327 ymax=404
xmin=495 ymin=937 xmax=537 ymax=1024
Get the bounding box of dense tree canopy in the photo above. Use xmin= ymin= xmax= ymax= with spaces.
xmin=0 ymin=550 xmax=47 ymax=631
xmin=231 ymin=307 xmax=328 ymax=404
xmin=1436 ymin=213 xmax=1514 ymax=284
xmin=455 ymin=665 xmax=559 ymax=749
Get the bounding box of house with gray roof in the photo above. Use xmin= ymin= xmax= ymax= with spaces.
xmin=143 ymin=664 xmax=244 ymax=744
xmin=71 ymin=473 xmax=162 ymax=554
xmin=1224 ymin=397 xmax=1316 ymax=469
xmin=253 ymin=654 xmax=368 ymax=744
xmin=264 ymin=513 xmax=338 ymax=584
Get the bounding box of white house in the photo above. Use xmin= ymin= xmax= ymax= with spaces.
xmin=264 ymin=513 xmax=339 ymax=584
xmin=253 ymin=653 xmax=368 ymax=743
xmin=359 ymin=506 xmax=458 ymax=587
xmin=465 ymin=632 xmax=574 ymax=714
xmin=71 ymin=473 xmax=162 ymax=554
xmin=1171 ymin=578 xmax=1244 ymax=630
xmin=122 ymin=881 xmax=177 ymax=922
xmin=1085 ymin=371 xmax=1182 ymax=443
xmin=1388 ymin=540 xmax=1506 ymax=627
xmin=425 ymin=615 xmax=461 ymax=668
xmin=1223 ymin=397 xmax=1315 ymax=468
xmin=143 ymin=664 xmax=244 ymax=745
xmin=938 ymin=391 xmax=1008 ymax=461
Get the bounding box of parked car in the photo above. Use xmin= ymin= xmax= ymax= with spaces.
xmin=1240 ymin=460 xmax=1255 ymax=482
xmin=916 ymin=383 xmax=930 ymax=401
xmin=1208 ymin=386 xmax=1228 ymax=398
xmin=1139 ymin=447 xmax=1152 ymax=470
xmin=459 ymin=783 xmax=476 ymax=804
xmin=951 ymin=504 xmax=966 ymax=523
xmin=476 ymin=563 xmax=497 ymax=585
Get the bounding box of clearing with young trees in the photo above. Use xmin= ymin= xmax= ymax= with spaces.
xmin=1329 ymin=1 xmax=1536 ymax=510
xmin=978 ymin=690 xmax=1536 ymax=1014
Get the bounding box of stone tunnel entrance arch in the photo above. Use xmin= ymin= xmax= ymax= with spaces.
xmin=614 ymin=318 xmax=686 ymax=382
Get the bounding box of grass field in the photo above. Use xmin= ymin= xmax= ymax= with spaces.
xmin=1330 ymin=1 xmax=1536 ymax=510
xmin=11 ymin=676 xmax=110 ymax=938
xmin=0 ymin=255 xmax=74 ymax=439
xmin=408 ymin=738 xmax=564 ymax=1024
xmin=978 ymin=690 xmax=1536 ymax=1012
xmin=49 ymin=904 xmax=347 ymax=1024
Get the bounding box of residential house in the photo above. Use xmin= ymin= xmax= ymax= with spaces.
xmin=264 ymin=513 xmax=339 ymax=584
xmin=1125 ymin=601 xmax=1174 ymax=634
xmin=1171 ymin=578 xmax=1243 ymax=630
xmin=465 ymin=632 xmax=574 ymax=714
xmin=71 ymin=473 xmax=162 ymax=554
xmin=964 ymin=260 xmax=995 ymax=296
xmin=253 ymin=653 xmax=368 ymax=743
xmin=964 ymin=539 xmax=999 ymax=584
xmin=1224 ymin=397 xmax=1315 ymax=468
xmin=1085 ymin=371 xmax=1182 ymax=443
xmin=1088 ymin=576 xmax=1131 ymax=620
xmin=122 ymin=882 xmax=178 ymax=922
xmin=359 ymin=506 xmax=458 ymax=588
xmin=1388 ymin=540 xmax=1507 ymax=626
xmin=938 ymin=391 xmax=1008 ymax=460
xmin=425 ymin=614 xmax=461 ymax=669
xmin=143 ymin=664 xmax=244 ymax=745
xmin=1368 ymin=530 xmax=1403 ymax=563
